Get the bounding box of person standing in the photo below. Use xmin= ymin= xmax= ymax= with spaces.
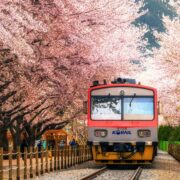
xmin=59 ymin=140 xmax=65 ymax=149
xmin=69 ymin=138 xmax=76 ymax=147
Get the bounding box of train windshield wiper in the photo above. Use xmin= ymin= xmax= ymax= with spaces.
xmin=129 ymin=93 xmax=136 ymax=107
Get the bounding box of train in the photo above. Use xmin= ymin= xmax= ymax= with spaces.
xmin=86 ymin=78 xmax=158 ymax=164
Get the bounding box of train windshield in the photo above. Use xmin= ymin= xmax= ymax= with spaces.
xmin=91 ymin=96 xmax=154 ymax=120
xmin=124 ymin=97 xmax=154 ymax=120
xmin=91 ymin=96 xmax=121 ymax=120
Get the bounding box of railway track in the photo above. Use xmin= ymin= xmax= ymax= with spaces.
xmin=81 ymin=167 xmax=108 ymax=180
xmin=81 ymin=166 xmax=143 ymax=180
xmin=130 ymin=167 xmax=143 ymax=180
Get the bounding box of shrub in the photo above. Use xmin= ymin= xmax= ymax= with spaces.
xmin=168 ymin=126 xmax=180 ymax=141
xmin=158 ymin=125 xmax=173 ymax=141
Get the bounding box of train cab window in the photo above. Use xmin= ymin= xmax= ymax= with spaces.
xmin=91 ymin=96 xmax=121 ymax=120
xmin=124 ymin=97 xmax=154 ymax=120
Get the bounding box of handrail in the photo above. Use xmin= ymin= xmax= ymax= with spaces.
xmin=0 ymin=145 xmax=92 ymax=180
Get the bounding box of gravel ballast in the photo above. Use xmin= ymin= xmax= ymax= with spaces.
xmin=34 ymin=161 xmax=103 ymax=180
xmin=34 ymin=150 xmax=180 ymax=180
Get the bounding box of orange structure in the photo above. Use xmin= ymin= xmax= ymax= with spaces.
xmin=43 ymin=129 xmax=68 ymax=147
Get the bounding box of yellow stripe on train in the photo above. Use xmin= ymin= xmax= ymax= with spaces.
xmin=92 ymin=146 xmax=154 ymax=164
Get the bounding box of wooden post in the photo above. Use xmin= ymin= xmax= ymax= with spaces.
xmin=9 ymin=147 xmax=13 ymax=180
xmin=56 ymin=143 xmax=59 ymax=170
xmin=79 ymin=146 xmax=82 ymax=163
xmin=84 ymin=146 xmax=87 ymax=161
xmin=71 ymin=147 xmax=73 ymax=167
xmin=74 ymin=147 xmax=76 ymax=165
xmin=72 ymin=147 xmax=74 ymax=166
xmin=35 ymin=148 xmax=39 ymax=176
xmin=64 ymin=146 xmax=66 ymax=169
xmin=29 ymin=146 xmax=33 ymax=178
xmin=16 ymin=146 xmax=20 ymax=180
xmin=82 ymin=146 xmax=84 ymax=162
xmin=64 ymin=146 xmax=67 ymax=169
xmin=87 ymin=146 xmax=90 ymax=160
xmin=86 ymin=146 xmax=88 ymax=161
xmin=68 ymin=146 xmax=71 ymax=167
xmin=66 ymin=146 xmax=68 ymax=168
xmin=90 ymin=146 xmax=93 ymax=160
xmin=83 ymin=146 xmax=85 ymax=162
xmin=81 ymin=146 xmax=83 ymax=162
xmin=41 ymin=148 xmax=44 ymax=174
xmin=57 ymin=147 xmax=60 ymax=170
xmin=69 ymin=146 xmax=71 ymax=167
xmin=88 ymin=146 xmax=90 ymax=160
xmin=71 ymin=147 xmax=73 ymax=166
xmin=61 ymin=149 xmax=64 ymax=169
xmin=77 ymin=146 xmax=80 ymax=164
xmin=78 ymin=146 xmax=81 ymax=164
xmin=79 ymin=146 xmax=81 ymax=163
xmin=54 ymin=145 xmax=57 ymax=171
xmin=80 ymin=146 xmax=83 ymax=163
xmin=77 ymin=146 xmax=79 ymax=164
xmin=86 ymin=146 xmax=88 ymax=160
xmin=87 ymin=146 xmax=89 ymax=160
xmin=45 ymin=146 xmax=48 ymax=173
xmin=84 ymin=145 xmax=86 ymax=162
xmin=75 ymin=147 xmax=77 ymax=165
xmin=76 ymin=146 xmax=78 ymax=164
xmin=50 ymin=147 xmax=53 ymax=172
xmin=68 ymin=146 xmax=72 ymax=167
xmin=89 ymin=146 xmax=91 ymax=160
xmin=0 ymin=148 xmax=3 ymax=180
xmin=74 ymin=147 xmax=75 ymax=165
xmin=24 ymin=147 xmax=27 ymax=179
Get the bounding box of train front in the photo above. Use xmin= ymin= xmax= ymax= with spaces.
xmin=87 ymin=79 xmax=158 ymax=164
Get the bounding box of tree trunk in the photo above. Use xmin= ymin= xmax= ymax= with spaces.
xmin=0 ymin=128 xmax=8 ymax=150
xmin=10 ymin=128 xmax=21 ymax=150
xmin=14 ymin=131 xmax=21 ymax=149
xmin=29 ymin=137 xmax=35 ymax=147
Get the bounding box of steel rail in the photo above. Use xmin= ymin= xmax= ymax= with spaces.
xmin=81 ymin=167 xmax=107 ymax=180
xmin=130 ymin=167 xmax=143 ymax=180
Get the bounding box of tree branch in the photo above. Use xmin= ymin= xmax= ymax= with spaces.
xmin=0 ymin=91 xmax=16 ymax=104
xmin=0 ymin=81 xmax=11 ymax=93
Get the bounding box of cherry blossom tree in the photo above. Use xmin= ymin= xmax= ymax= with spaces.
xmin=0 ymin=47 xmax=70 ymax=149
xmin=136 ymin=0 xmax=180 ymax=125
xmin=0 ymin=0 xmax=148 ymax=145
xmin=153 ymin=1 xmax=179 ymax=124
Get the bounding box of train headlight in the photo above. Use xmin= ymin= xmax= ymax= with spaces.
xmin=94 ymin=129 xmax=108 ymax=137
xmin=138 ymin=129 xmax=151 ymax=138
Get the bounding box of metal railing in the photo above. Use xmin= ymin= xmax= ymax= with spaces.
xmin=0 ymin=145 xmax=92 ymax=180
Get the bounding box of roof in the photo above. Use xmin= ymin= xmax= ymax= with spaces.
xmin=44 ymin=129 xmax=67 ymax=136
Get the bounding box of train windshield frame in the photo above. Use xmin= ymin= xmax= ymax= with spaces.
xmin=91 ymin=95 xmax=154 ymax=121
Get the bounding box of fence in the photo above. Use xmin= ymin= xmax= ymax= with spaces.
xmin=0 ymin=145 xmax=92 ymax=180
xmin=168 ymin=144 xmax=180 ymax=162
